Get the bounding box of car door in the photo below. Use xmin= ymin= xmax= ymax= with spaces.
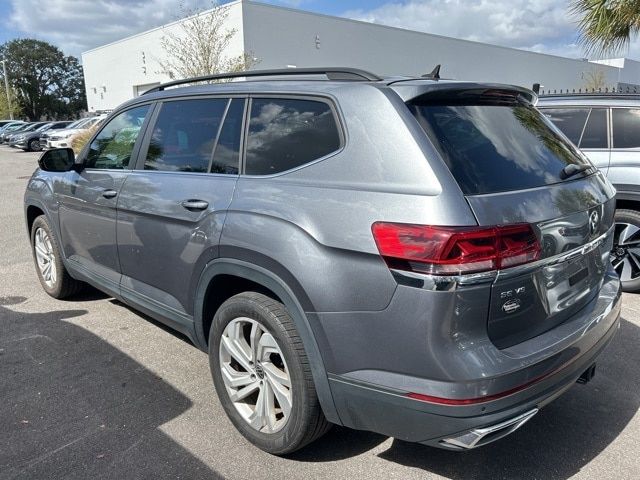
xmin=56 ymin=104 xmax=153 ymax=295
xmin=116 ymin=96 xmax=244 ymax=327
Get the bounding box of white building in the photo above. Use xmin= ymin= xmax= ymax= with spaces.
xmin=82 ymin=0 xmax=640 ymax=112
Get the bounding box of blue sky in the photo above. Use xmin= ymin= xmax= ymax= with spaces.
xmin=0 ymin=2 xmax=20 ymax=45
xmin=0 ymin=0 xmax=635 ymax=60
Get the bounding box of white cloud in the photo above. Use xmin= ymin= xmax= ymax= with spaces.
xmin=343 ymin=0 xmax=588 ymax=58
xmin=7 ymin=0 xmax=213 ymax=57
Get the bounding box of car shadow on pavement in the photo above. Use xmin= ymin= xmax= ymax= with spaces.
xmin=0 ymin=302 xmax=222 ymax=480
xmin=375 ymin=318 xmax=640 ymax=480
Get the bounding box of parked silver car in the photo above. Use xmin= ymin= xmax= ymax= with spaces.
xmin=25 ymin=68 xmax=621 ymax=454
xmin=538 ymin=94 xmax=640 ymax=292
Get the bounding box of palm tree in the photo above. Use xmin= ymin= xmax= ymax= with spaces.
xmin=572 ymin=0 xmax=640 ymax=55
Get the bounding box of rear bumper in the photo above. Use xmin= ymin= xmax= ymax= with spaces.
xmin=324 ymin=268 xmax=621 ymax=447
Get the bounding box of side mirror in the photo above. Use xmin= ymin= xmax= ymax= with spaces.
xmin=38 ymin=148 xmax=77 ymax=172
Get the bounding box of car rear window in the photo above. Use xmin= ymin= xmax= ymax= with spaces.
xmin=408 ymin=97 xmax=591 ymax=195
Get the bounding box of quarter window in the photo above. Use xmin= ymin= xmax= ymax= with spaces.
xmin=85 ymin=105 xmax=150 ymax=170
xmin=145 ymin=98 xmax=228 ymax=172
xmin=245 ymin=98 xmax=341 ymax=175
xmin=580 ymin=108 xmax=607 ymax=149
xmin=612 ymin=108 xmax=640 ymax=149
xmin=541 ymin=108 xmax=589 ymax=145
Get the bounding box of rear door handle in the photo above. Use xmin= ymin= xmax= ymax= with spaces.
xmin=102 ymin=189 xmax=118 ymax=199
xmin=181 ymin=199 xmax=209 ymax=211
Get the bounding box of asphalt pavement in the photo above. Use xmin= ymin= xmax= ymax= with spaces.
xmin=1 ymin=145 xmax=639 ymax=480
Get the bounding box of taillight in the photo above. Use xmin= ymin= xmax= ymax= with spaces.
xmin=371 ymin=222 xmax=540 ymax=275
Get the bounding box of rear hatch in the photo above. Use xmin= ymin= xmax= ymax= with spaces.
xmin=400 ymin=84 xmax=616 ymax=349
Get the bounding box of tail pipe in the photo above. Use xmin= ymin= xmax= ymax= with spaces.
xmin=439 ymin=409 xmax=539 ymax=450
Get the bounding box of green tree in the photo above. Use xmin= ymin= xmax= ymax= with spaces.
xmin=0 ymin=39 xmax=86 ymax=120
xmin=158 ymin=1 xmax=258 ymax=80
xmin=0 ymin=86 xmax=22 ymax=119
xmin=572 ymin=0 xmax=640 ymax=55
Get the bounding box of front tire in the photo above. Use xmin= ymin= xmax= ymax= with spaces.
xmin=612 ymin=209 xmax=640 ymax=293
xmin=30 ymin=215 xmax=83 ymax=299
xmin=27 ymin=138 xmax=41 ymax=152
xmin=209 ymin=292 xmax=330 ymax=454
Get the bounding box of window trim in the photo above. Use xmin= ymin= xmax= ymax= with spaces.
xmin=241 ymin=94 xmax=346 ymax=178
xmin=79 ymin=102 xmax=156 ymax=172
xmin=134 ymin=94 xmax=248 ymax=175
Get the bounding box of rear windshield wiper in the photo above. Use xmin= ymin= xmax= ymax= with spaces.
xmin=560 ymin=163 xmax=593 ymax=180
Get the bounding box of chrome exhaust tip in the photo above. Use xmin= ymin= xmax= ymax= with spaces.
xmin=440 ymin=408 xmax=539 ymax=450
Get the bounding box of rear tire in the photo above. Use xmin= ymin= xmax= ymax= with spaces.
xmin=209 ymin=292 xmax=331 ymax=454
xmin=30 ymin=215 xmax=83 ymax=299
xmin=612 ymin=209 xmax=640 ymax=293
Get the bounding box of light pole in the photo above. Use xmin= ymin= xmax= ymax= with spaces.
xmin=2 ymin=59 xmax=13 ymax=120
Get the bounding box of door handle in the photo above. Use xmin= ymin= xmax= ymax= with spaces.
xmin=181 ymin=199 xmax=209 ymax=211
xmin=102 ymin=189 xmax=118 ymax=199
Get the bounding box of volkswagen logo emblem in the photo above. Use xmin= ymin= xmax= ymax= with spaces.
xmin=589 ymin=210 xmax=600 ymax=236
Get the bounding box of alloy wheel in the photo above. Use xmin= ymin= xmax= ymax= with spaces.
xmin=34 ymin=227 xmax=57 ymax=288
xmin=219 ymin=317 xmax=292 ymax=433
xmin=611 ymin=222 xmax=640 ymax=282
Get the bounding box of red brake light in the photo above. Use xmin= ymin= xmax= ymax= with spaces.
xmin=371 ymin=222 xmax=540 ymax=275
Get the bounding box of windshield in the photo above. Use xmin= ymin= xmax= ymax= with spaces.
xmin=409 ymin=100 xmax=593 ymax=195
xmin=35 ymin=123 xmax=53 ymax=132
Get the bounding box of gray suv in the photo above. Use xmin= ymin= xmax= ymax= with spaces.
xmin=24 ymin=68 xmax=622 ymax=454
xmin=538 ymin=94 xmax=640 ymax=292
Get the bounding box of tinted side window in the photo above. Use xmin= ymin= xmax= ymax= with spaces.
xmin=145 ymin=98 xmax=227 ymax=172
xmin=85 ymin=105 xmax=150 ymax=170
xmin=210 ymin=98 xmax=244 ymax=174
xmin=540 ymin=108 xmax=589 ymax=145
xmin=580 ymin=108 xmax=607 ymax=149
xmin=612 ymin=108 xmax=640 ymax=149
xmin=245 ymin=98 xmax=341 ymax=175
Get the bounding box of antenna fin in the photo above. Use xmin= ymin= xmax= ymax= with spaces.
xmin=421 ymin=64 xmax=441 ymax=80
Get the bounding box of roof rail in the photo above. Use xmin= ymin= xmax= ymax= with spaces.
xmin=142 ymin=67 xmax=382 ymax=94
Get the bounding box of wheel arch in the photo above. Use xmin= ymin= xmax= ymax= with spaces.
xmin=614 ymin=185 xmax=640 ymax=213
xmin=194 ymin=257 xmax=341 ymax=425
xmin=26 ymin=204 xmax=45 ymax=234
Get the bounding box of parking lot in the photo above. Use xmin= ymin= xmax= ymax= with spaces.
xmin=1 ymin=145 xmax=639 ymax=480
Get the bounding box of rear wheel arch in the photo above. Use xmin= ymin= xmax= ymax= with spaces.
xmin=194 ymin=258 xmax=341 ymax=425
